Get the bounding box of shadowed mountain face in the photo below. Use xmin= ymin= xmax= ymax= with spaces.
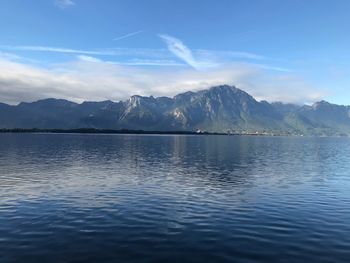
xmin=0 ymin=85 xmax=350 ymax=135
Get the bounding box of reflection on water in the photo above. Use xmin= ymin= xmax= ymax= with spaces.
xmin=0 ymin=134 xmax=350 ymax=262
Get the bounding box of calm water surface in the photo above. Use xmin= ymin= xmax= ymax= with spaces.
xmin=0 ymin=134 xmax=350 ymax=263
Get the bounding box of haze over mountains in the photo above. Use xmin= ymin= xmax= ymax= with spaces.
xmin=0 ymin=85 xmax=349 ymax=136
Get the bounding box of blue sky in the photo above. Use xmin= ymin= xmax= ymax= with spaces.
xmin=0 ymin=0 xmax=349 ymax=104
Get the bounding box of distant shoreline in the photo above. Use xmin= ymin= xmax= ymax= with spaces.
xmin=0 ymin=128 xmax=290 ymax=136
xmin=0 ymin=128 xmax=224 ymax=135
xmin=0 ymin=129 xmax=349 ymax=137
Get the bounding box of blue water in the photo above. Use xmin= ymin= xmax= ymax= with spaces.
xmin=0 ymin=134 xmax=350 ymax=263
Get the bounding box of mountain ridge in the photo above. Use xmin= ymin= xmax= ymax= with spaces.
xmin=0 ymin=85 xmax=349 ymax=136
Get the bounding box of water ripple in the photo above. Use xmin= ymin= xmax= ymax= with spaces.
xmin=1 ymin=134 xmax=350 ymax=262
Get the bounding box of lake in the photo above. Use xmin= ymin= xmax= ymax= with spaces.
xmin=0 ymin=134 xmax=350 ymax=263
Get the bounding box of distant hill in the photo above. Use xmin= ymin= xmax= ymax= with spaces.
xmin=1 ymin=85 xmax=349 ymax=136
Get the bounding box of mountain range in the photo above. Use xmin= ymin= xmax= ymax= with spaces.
xmin=1 ymin=85 xmax=349 ymax=136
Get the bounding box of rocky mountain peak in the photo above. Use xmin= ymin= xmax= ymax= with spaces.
xmin=0 ymin=85 xmax=350 ymax=136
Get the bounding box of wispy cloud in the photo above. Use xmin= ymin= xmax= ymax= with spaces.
xmin=159 ymin=34 xmax=270 ymax=71
xmin=0 ymin=45 xmax=170 ymax=58
xmin=247 ymin=63 xmax=291 ymax=72
xmin=113 ymin=31 xmax=143 ymax=41
xmin=0 ymin=45 xmax=186 ymax=66
xmin=54 ymin=0 xmax=75 ymax=9
xmin=159 ymin=34 xmax=207 ymax=70
xmin=77 ymin=55 xmax=103 ymax=63
xmin=112 ymin=59 xmax=185 ymax=67
xmin=196 ymin=49 xmax=265 ymax=60
xmin=1 ymin=45 xmax=112 ymax=56
xmin=0 ymin=51 xmax=22 ymax=61
xmin=2 ymin=43 xmax=280 ymax=70
xmin=77 ymin=55 xmax=184 ymax=66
